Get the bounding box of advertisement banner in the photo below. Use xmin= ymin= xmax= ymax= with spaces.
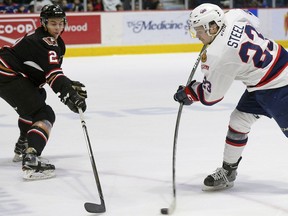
xmin=258 ymin=9 xmax=288 ymax=40
xmin=62 ymin=14 xmax=101 ymax=44
xmin=122 ymin=11 xmax=193 ymax=45
xmin=0 ymin=16 xmax=38 ymax=46
xmin=0 ymin=13 xmax=101 ymax=47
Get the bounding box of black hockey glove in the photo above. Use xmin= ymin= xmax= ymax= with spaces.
xmin=71 ymin=80 xmax=87 ymax=99
xmin=59 ymin=87 xmax=87 ymax=113
xmin=173 ymin=80 xmax=199 ymax=105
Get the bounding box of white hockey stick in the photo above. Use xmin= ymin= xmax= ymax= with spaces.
xmin=160 ymin=45 xmax=207 ymax=215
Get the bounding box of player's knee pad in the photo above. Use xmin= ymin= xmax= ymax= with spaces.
xmin=28 ymin=120 xmax=52 ymax=154
xmin=227 ymin=128 xmax=248 ymax=141
xmin=229 ymin=109 xmax=259 ymax=134
xmin=33 ymin=105 xmax=55 ymax=124
xmin=32 ymin=120 xmax=53 ymax=137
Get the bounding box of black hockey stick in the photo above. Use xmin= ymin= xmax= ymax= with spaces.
xmin=79 ymin=108 xmax=106 ymax=213
xmin=160 ymin=45 xmax=207 ymax=215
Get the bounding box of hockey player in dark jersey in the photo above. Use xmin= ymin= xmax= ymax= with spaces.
xmin=0 ymin=4 xmax=87 ymax=180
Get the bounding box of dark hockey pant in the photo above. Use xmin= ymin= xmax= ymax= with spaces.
xmin=0 ymin=75 xmax=55 ymax=154
xmin=237 ymin=86 xmax=288 ymax=137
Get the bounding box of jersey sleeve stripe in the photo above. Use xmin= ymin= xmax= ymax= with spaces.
xmin=48 ymin=73 xmax=65 ymax=87
xmin=0 ymin=57 xmax=11 ymax=69
xmin=45 ymin=68 xmax=63 ymax=79
xmin=197 ymin=83 xmax=223 ymax=106
xmin=254 ymin=46 xmax=288 ymax=88
xmin=0 ymin=60 xmax=17 ymax=76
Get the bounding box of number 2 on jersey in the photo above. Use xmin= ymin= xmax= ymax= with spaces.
xmin=239 ymin=25 xmax=273 ymax=69
xmin=48 ymin=51 xmax=59 ymax=64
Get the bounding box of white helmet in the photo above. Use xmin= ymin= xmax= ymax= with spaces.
xmin=189 ymin=3 xmax=224 ymax=37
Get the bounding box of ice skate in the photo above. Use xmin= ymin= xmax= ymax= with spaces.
xmin=13 ymin=136 xmax=28 ymax=162
xmin=22 ymin=147 xmax=55 ymax=180
xmin=202 ymin=157 xmax=242 ymax=191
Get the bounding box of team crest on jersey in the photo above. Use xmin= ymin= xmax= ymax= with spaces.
xmin=201 ymin=50 xmax=207 ymax=63
xmin=43 ymin=37 xmax=58 ymax=46
xmin=200 ymin=9 xmax=207 ymax=14
xmin=201 ymin=64 xmax=209 ymax=70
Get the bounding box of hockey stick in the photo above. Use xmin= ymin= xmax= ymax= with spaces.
xmin=160 ymin=45 xmax=207 ymax=215
xmin=79 ymin=108 xmax=106 ymax=213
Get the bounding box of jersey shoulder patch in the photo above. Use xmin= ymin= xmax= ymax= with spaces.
xmin=42 ymin=37 xmax=58 ymax=46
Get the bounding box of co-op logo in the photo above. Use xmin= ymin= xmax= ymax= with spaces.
xmin=0 ymin=19 xmax=37 ymax=35
xmin=0 ymin=19 xmax=88 ymax=34
xmin=127 ymin=20 xmax=189 ymax=34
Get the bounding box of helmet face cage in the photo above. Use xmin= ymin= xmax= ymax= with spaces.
xmin=188 ymin=3 xmax=224 ymax=38
xmin=40 ymin=4 xmax=67 ymax=29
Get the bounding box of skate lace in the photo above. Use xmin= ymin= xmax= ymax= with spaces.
xmin=211 ymin=168 xmax=229 ymax=183
xmin=37 ymin=156 xmax=50 ymax=164
xmin=25 ymin=155 xmax=49 ymax=165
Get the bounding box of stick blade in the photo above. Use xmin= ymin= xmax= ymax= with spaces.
xmin=84 ymin=202 xmax=106 ymax=213
xmin=161 ymin=199 xmax=176 ymax=215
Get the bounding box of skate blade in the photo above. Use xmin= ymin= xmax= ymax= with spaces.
xmin=13 ymin=154 xmax=23 ymax=162
xmin=23 ymin=170 xmax=55 ymax=180
xmin=202 ymin=182 xmax=234 ymax=192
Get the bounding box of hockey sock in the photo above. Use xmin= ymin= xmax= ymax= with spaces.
xmin=223 ymin=127 xmax=248 ymax=164
xmin=27 ymin=126 xmax=49 ymax=156
xmin=18 ymin=116 xmax=32 ymax=138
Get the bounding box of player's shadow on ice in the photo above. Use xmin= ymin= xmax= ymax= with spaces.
xmin=232 ymin=180 xmax=288 ymax=194
xmin=177 ymin=179 xmax=288 ymax=214
xmin=178 ymin=179 xmax=288 ymax=194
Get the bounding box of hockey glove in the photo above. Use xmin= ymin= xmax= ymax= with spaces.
xmin=71 ymin=80 xmax=87 ymax=99
xmin=59 ymin=87 xmax=87 ymax=113
xmin=173 ymin=80 xmax=199 ymax=105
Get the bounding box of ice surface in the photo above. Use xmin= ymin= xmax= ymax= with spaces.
xmin=1 ymin=53 xmax=288 ymax=216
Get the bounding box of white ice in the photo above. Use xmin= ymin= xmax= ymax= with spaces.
xmin=1 ymin=52 xmax=288 ymax=216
